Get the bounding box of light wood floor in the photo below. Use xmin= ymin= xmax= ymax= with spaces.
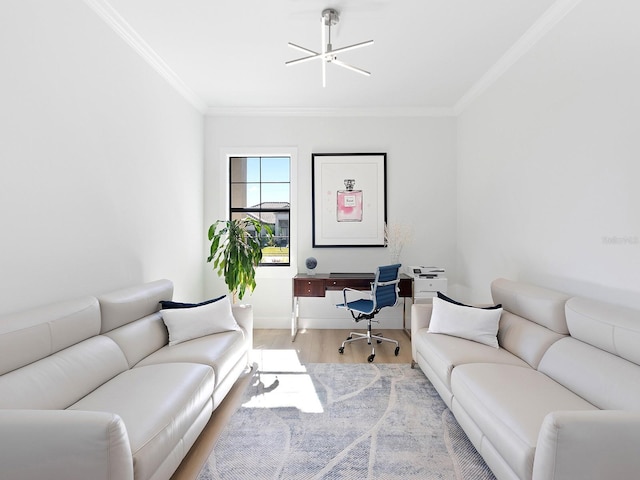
xmin=170 ymin=328 xmax=412 ymax=480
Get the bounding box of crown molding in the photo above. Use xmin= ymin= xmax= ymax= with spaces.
xmin=454 ymin=0 xmax=584 ymax=115
xmin=83 ymin=0 xmax=207 ymax=113
xmin=206 ymin=106 xmax=456 ymax=118
xmin=85 ymin=0 xmax=581 ymax=119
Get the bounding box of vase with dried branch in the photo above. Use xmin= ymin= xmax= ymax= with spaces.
xmin=384 ymin=223 xmax=414 ymax=264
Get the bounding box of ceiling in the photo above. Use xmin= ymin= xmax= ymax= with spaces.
xmin=92 ymin=0 xmax=568 ymax=115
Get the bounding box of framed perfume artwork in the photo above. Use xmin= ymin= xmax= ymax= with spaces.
xmin=311 ymin=152 xmax=387 ymax=247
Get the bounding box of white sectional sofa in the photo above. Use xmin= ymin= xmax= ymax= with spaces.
xmin=0 ymin=279 xmax=252 ymax=480
xmin=412 ymin=278 xmax=640 ymax=480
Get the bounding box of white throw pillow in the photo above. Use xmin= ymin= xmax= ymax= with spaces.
xmin=428 ymin=297 xmax=502 ymax=348
xmin=161 ymin=296 xmax=239 ymax=346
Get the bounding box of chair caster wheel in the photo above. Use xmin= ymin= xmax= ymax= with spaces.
xmin=368 ymin=354 xmax=375 ymax=363
xmin=394 ymin=346 xmax=400 ymax=356
xmin=346 ymin=336 xmax=352 ymax=341
xmin=376 ymin=339 xmax=382 ymax=344
xmin=338 ymin=347 xmax=344 ymax=354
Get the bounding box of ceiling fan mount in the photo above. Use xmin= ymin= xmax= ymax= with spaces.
xmin=286 ymin=8 xmax=373 ymax=87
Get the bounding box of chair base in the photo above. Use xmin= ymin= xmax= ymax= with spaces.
xmin=338 ymin=328 xmax=400 ymax=363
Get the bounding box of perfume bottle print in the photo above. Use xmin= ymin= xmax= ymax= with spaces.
xmin=336 ymin=179 xmax=363 ymax=222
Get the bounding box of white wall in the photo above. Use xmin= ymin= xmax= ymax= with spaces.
xmin=9 ymin=0 xmax=632 ymax=324
xmin=205 ymin=115 xmax=457 ymax=327
xmin=457 ymin=0 xmax=640 ymax=307
xmin=0 ymin=0 xmax=205 ymax=315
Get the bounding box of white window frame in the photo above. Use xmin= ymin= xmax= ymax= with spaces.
xmin=219 ymin=146 xmax=298 ymax=279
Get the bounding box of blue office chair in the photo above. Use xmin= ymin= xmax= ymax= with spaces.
xmin=336 ymin=264 xmax=401 ymax=363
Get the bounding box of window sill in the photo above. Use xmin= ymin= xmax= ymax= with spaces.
xmin=256 ymin=264 xmax=297 ymax=279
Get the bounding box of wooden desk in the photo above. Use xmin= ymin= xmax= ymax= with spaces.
xmin=291 ymin=273 xmax=413 ymax=341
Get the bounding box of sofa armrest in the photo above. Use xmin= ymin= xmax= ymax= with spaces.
xmin=411 ymin=303 xmax=433 ymax=363
xmin=0 ymin=409 xmax=133 ymax=480
xmin=232 ymin=304 xmax=254 ymax=349
xmin=411 ymin=303 xmax=433 ymax=336
xmin=533 ymin=410 xmax=640 ymax=480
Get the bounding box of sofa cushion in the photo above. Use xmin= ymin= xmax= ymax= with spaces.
xmin=0 ymin=296 xmax=101 ymax=376
xmin=161 ymin=296 xmax=240 ymax=346
xmin=491 ymin=278 xmax=570 ymax=334
xmin=414 ymin=329 xmax=529 ymax=395
xmin=565 ymin=296 xmax=640 ymax=366
xmin=451 ymin=363 xmax=597 ymax=480
xmin=99 ymin=279 xmax=173 ymax=334
xmin=69 ymin=362 xmax=214 ymax=480
xmin=103 ymin=312 xmax=169 ymax=368
xmin=0 ymin=335 xmax=128 ymax=409
xmin=135 ymin=329 xmax=247 ymax=390
xmin=159 ymin=294 xmax=226 ymax=309
xmin=497 ymin=311 xmax=567 ymax=369
xmin=428 ymin=297 xmax=502 ymax=348
xmin=437 ymin=291 xmax=502 ymax=309
xmin=538 ymin=336 xmax=640 ymax=411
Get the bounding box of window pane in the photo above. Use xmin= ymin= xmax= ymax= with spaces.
xmin=257 ymin=211 xmax=289 ymax=246
xmin=230 ymin=184 xmax=247 ymax=208
xmin=261 ymin=157 xmax=290 ymax=182
xmin=231 ymin=212 xmax=249 ymax=222
xmin=260 ymin=211 xmax=290 ymax=264
xmin=230 ymin=157 xmax=260 ymax=182
xmin=231 ymin=183 xmax=261 ymax=208
xmin=261 ymin=183 xmax=290 ymax=203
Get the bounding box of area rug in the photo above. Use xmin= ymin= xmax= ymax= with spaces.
xmin=197 ymin=363 xmax=496 ymax=480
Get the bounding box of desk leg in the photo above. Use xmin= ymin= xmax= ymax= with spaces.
xmin=291 ymin=296 xmax=299 ymax=342
xmin=403 ymin=297 xmax=412 ymax=339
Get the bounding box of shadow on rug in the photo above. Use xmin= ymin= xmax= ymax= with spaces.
xmin=198 ymin=363 xmax=496 ymax=480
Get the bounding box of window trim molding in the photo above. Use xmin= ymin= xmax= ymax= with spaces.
xmin=219 ymin=147 xmax=298 ymax=279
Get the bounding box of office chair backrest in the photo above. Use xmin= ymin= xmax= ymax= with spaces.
xmin=373 ymin=264 xmax=402 ymax=309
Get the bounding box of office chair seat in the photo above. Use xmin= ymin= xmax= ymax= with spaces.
xmin=336 ymin=264 xmax=401 ymax=363
xmin=341 ymin=298 xmax=375 ymax=315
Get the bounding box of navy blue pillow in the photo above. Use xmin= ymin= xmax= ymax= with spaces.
xmin=159 ymin=294 xmax=226 ymax=310
xmin=437 ymin=291 xmax=502 ymax=310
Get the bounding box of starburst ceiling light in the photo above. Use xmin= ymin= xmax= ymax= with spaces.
xmin=286 ymin=8 xmax=373 ymax=87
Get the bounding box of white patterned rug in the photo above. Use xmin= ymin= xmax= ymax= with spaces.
xmin=197 ymin=363 xmax=496 ymax=480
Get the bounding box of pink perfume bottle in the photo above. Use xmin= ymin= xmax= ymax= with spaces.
xmin=336 ymin=179 xmax=363 ymax=222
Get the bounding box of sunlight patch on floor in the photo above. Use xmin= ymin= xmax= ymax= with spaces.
xmin=251 ymin=348 xmax=306 ymax=373
xmin=242 ymin=372 xmax=324 ymax=413
xmin=246 ymin=348 xmax=324 ymax=413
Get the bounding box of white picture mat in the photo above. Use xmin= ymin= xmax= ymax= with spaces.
xmin=312 ymin=153 xmax=386 ymax=247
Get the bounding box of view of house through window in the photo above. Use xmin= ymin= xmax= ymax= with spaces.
xmin=230 ymin=156 xmax=290 ymax=265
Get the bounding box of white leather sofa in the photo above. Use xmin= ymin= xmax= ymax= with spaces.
xmin=0 ymin=279 xmax=252 ymax=480
xmin=412 ymin=278 xmax=640 ymax=480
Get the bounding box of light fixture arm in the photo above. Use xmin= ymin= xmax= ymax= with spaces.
xmin=286 ymin=8 xmax=373 ymax=87
xmin=285 ymin=40 xmax=374 ymax=66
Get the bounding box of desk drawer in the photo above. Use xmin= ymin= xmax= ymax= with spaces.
xmin=294 ymin=279 xmax=325 ymax=297
xmin=326 ymin=278 xmax=372 ymax=290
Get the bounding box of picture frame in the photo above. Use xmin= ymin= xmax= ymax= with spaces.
xmin=311 ymin=153 xmax=387 ymax=247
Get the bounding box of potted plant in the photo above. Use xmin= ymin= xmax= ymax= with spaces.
xmin=207 ymin=217 xmax=273 ymax=301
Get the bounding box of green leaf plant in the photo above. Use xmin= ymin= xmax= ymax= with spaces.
xmin=207 ymin=218 xmax=273 ymax=301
